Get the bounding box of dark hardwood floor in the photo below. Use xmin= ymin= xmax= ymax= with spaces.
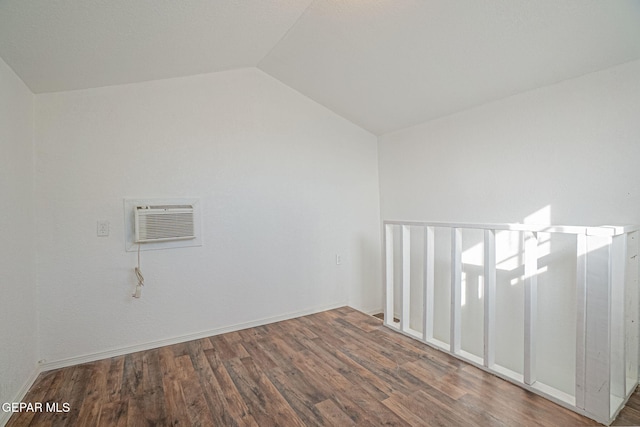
xmin=7 ymin=307 xmax=640 ymax=426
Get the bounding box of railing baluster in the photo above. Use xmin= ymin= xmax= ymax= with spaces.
xmin=423 ymin=226 xmax=435 ymax=341
xmin=484 ymin=229 xmax=496 ymax=368
xmin=384 ymin=224 xmax=394 ymax=327
xmin=611 ymin=234 xmax=627 ymax=400
xmin=524 ymin=231 xmax=538 ymax=385
xmin=575 ymin=233 xmax=587 ymax=409
xmin=451 ymin=228 xmax=462 ymax=354
xmin=626 ymin=231 xmax=639 ymax=394
xmin=401 ymin=225 xmax=410 ymax=332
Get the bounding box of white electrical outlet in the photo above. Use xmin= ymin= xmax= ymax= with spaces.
xmin=336 ymin=254 xmax=342 ymax=265
xmin=97 ymin=220 xmax=110 ymax=237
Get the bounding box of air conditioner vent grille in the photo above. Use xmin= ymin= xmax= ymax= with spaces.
xmin=135 ymin=205 xmax=195 ymax=243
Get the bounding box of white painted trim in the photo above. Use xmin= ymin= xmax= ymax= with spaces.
xmin=610 ymin=234 xmax=627 ymax=400
xmin=588 ymin=225 xmax=640 ymax=236
xmin=423 ymin=226 xmax=434 ymax=341
xmin=383 ymin=220 xmax=636 ymax=236
xmin=384 ymin=224 xmax=394 ymax=327
xmin=38 ymin=302 xmax=344 ymax=372
xmin=483 ymin=229 xmax=496 ymax=368
xmin=0 ymin=366 xmax=41 ymax=426
xmin=401 ymin=225 xmax=411 ymax=332
xmin=584 ymin=235 xmax=612 ymax=422
xmin=381 ymin=219 xmax=639 ymax=425
xmin=403 ymin=326 xmax=423 ymax=341
xmin=524 ymin=231 xmax=538 ymax=386
xmin=626 ymin=231 xmax=639 ymax=394
xmin=426 ymin=337 xmax=449 ymax=352
xmin=359 ymin=306 xmax=384 ymax=316
xmin=450 ymin=228 xmax=461 ymax=354
xmin=575 ymin=233 xmax=587 ymax=410
xmin=458 ymin=349 xmax=483 ymax=366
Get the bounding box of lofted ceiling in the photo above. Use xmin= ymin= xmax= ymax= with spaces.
xmin=1 ymin=0 xmax=639 ymax=135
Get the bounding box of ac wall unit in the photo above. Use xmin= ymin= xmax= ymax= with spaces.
xmin=134 ymin=205 xmax=195 ymax=243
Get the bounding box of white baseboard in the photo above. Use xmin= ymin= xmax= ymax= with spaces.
xmin=0 ymin=365 xmax=41 ymax=427
xmin=39 ymin=302 xmax=346 ymax=372
xmin=352 ymin=306 xmax=383 ymax=316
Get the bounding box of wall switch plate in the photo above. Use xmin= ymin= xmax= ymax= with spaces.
xmin=97 ymin=220 xmax=110 ymax=237
xmin=336 ymin=254 xmax=342 ymax=265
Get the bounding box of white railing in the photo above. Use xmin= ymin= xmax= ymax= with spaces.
xmin=383 ymin=220 xmax=639 ymax=425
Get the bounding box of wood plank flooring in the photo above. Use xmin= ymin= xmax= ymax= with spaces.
xmin=7 ymin=307 xmax=640 ymax=426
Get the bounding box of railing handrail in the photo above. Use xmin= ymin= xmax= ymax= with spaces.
xmin=383 ymin=220 xmax=638 ymax=236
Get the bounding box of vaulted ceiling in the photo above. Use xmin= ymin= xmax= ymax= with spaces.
xmin=1 ymin=0 xmax=639 ymax=135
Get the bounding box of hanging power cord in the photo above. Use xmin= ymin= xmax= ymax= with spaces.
xmin=133 ymin=243 xmax=145 ymax=298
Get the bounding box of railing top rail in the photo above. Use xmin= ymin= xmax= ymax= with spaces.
xmin=383 ymin=220 xmax=639 ymax=236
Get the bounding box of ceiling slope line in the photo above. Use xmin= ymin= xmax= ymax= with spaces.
xmin=256 ymin=0 xmax=317 ymax=69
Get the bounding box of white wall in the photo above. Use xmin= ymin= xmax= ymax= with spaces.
xmin=379 ymin=60 xmax=640 ymax=394
xmin=0 ymin=57 xmax=37 ymax=415
xmin=379 ymin=60 xmax=640 ymax=226
xmin=35 ymin=68 xmax=381 ymax=364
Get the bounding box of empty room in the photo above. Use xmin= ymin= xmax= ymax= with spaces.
xmin=2 ymin=0 xmax=640 ymax=425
